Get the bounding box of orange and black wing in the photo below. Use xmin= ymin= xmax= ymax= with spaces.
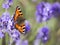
xmin=15 ymin=23 xmax=25 ymax=33
xmin=13 ymin=6 xmax=23 ymax=22
xmin=13 ymin=6 xmax=25 ymax=33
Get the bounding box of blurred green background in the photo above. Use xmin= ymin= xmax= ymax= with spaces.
xmin=0 ymin=0 xmax=60 ymax=45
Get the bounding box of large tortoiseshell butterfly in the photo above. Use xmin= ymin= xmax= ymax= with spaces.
xmin=13 ymin=6 xmax=25 ymax=33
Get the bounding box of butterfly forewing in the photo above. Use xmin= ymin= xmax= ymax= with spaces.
xmin=14 ymin=6 xmax=23 ymax=22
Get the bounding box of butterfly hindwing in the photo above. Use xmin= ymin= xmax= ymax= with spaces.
xmin=15 ymin=23 xmax=25 ymax=33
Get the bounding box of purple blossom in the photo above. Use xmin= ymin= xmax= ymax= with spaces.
xmin=15 ymin=40 xmax=21 ymax=45
xmin=2 ymin=0 xmax=13 ymax=9
xmin=0 ymin=25 xmax=6 ymax=36
xmin=3 ymin=21 xmax=8 ymax=29
xmin=0 ymin=11 xmax=20 ymax=41
xmin=9 ymin=29 xmax=20 ymax=41
xmin=2 ymin=3 xmax=9 ymax=9
xmin=35 ymin=2 xmax=60 ymax=23
xmin=51 ymin=2 xmax=60 ymax=17
xmin=42 ymin=35 xmax=49 ymax=43
xmin=36 ymin=26 xmax=50 ymax=43
xmin=34 ymin=39 xmax=41 ymax=45
xmin=35 ymin=2 xmax=52 ymax=23
xmin=7 ymin=0 xmax=13 ymax=6
xmin=0 ymin=31 xmax=4 ymax=38
xmin=7 ymin=19 xmax=14 ymax=30
xmin=1 ymin=12 xmax=10 ymax=29
xmin=25 ymin=20 xmax=31 ymax=33
xmin=8 ymin=0 xmax=13 ymax=3
xmin=1 ymin=12 xmax=10 ymax=22
xmin=42 ymin=27 xmax=49 ymax=35
xmin=22 ymin=40 xmax=28 ymax=45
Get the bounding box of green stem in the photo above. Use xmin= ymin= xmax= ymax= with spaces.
xmin=2 ymin=34 xmax=6 ymax=45
xmin=5 ymin=33 xmax=10 ymax=45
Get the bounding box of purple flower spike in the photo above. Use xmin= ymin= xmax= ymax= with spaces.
xmin=9 ymin=29 xmax=20 ymax=41
xmin=42 ymin=35 xmax=49 ymax=43
xmin=42 ymin=27 xmax=49 ymax=34
xmin=0 ymin=31 xmax=4 ymax=38
xmin=3 ymin=21 xmax=8 ymax=29
xmin=15 ymin=40 xmax=21 ymax=45
xmin=34 ymin=39 xmax=40 ymax=45
xmin=25 ymin=20 xmax=31 ymax=33
xmin=51 ymin=2 xmax=60 ymax=17
xmin=8 ymin=0 xmax=13 ymax=3
xmin=7 ymin=19 xmax=14 ymax=30
xmin=36 ymin=26 xmax=50 ymax=43
xmin=8 ymin=0 xmax=13 ymax=6
xmin=2 ymin=0 xmax=13 ymax=9
xmin=1 ymin=12 xmax=10 ymax=22
xmin=35 ymin=2 xmax=52 ymax=23
xmin=2 ymin=3 xmax=9 ymax=9
xmin=22 ymin=40 xmax=28 ymax=45
xmin=1 ymin=12 xmax=10 ymax=29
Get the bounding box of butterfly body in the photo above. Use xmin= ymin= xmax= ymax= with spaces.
xmin=13 ymin=6 xmax=25 ymax=33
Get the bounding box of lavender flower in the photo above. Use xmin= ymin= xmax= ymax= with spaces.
xmin=36 ymin=2 xmax=60 ymax=23
xmin=2 ymin=3 xmax=9 ymax=9
xmin=15 ymin=40 xmax=21 ymax=45
xmin=35 ymin=2 xmax=52 ymax=23
xmin=22 ymin=40 xmax=28 ymax=45
xmin=36 ymin=26 xmax=50 ymax=43
xmin=34 ymin=39 xmax=41 ymax=45
xmin=5 ymin=18 xmax=20 ymax=42
xmin=2 ymin=0 xmax=13 ymax=9
xmin=7 ymin=0 xmax=13 ymax=6
xmin=0 ymin=11 xmax=19 ymax=40
xmin=51 ymin=2 xmax=60 ymax=17
xmin=8 ymin=29 xmax=20 ymax=41
xmin=0 ymin=31 xmax=4 ymax=38
xmin=1 ymin=12 xmax=10 ymax=29
xmin=25 ymin=20 xmax=31 ymax=33
xmin=7 ymin=19 xmax=14 ymax=30
xmin=7 ymin=0 xmax=13 ymax=3
xmin=1 ymin=12 xmax=10 ymax=22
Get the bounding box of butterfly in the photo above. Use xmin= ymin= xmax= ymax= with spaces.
xmin=13 ymin=6 xmax=25 ymax=33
